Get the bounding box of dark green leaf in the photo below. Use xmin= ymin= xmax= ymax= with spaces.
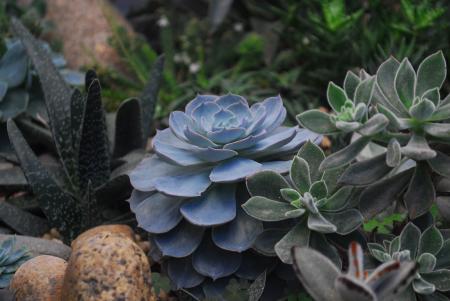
xmin=416 ymin=51 xmax=446 ymax=98
xmin=296 ymin=110 xmax=338 ymax=134
xmin=113 ymin=98 xmax=143 ymax=158
xmin=428 ymin=151 xmax=450 ymax=178
xmin=339 ymin=153 xmax=391 ymax=186
xmin=291 ymin=156 xmax=311 ymax=194
xmin=395 ymin=58 xmax=416 ymax=108
xmin=404 ymin=162 xmax=435 ymax=219
xmin=275 ymin=219 xmax=310 ymax=264
xmin=419 ymin=226 xmax=443 ymax=256
xmin=343 ymin=71 xmax=360 ymax=100
xmin=246 ymin=170 xmax=290 ymax=202
xmin=354 ymin=76 xmax=375 ymax=105
xmin=242 ymin=196 xmax=294 ymax=222
xmin=400 ymin=222 xmax=421 ymax=259
xmin=327 ymin=82 xmax=348 ymax=113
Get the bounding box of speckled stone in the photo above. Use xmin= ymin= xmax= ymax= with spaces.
xmin=10 ymin=255 xmax=67 ymax=301
xmin=61 ymin=232 xmax=152 ymax=301
xmin=71 ymin=224 xmax=135 ymax=250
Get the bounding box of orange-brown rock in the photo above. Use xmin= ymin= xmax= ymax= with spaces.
xmin=10 ymin=255 xmax=67 ymax=301
xmin=71 ymin=224 xmax=135 ymax=250
xmin=62 ymin=232 xmax=152 ymax=301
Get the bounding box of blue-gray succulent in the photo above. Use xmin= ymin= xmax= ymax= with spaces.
xmin=129 ymin=93 xmax=320 ymax=290
xmin=368 ymin=222 xmax=450 ymax=300
xmin=243 ymin=141 xmax=363 ymax=265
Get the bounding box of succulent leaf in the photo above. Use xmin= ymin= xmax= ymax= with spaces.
xmin=416 ymin=51 xmax=446 ymax=98
xmin=327 ymin=82 xmax=349 ymax=113
xmin=296 ymin=109 xmax=338 ymax=134
xmin=395 ymin=58 xmax=417 ymax=108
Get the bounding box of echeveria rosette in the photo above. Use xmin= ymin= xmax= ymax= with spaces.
xmin=298 ymin=51 xmax=450 ymax=220
xmin=129 ymin=94 xmax=320 ymax=290
xmin=292 ymin=241 xmax=418 ymax=301
xmin=368 ymin=222 xmax=450 ymax=300
xmin=243 ymin=141 xmax=363 ymax=265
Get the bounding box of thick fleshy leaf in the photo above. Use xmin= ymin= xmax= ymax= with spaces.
xmin=153 ymin=169 xmax=211 ymax=197
xmin=354 ymin=77 xmax=375 ymax=105
xmin=428 ymin=151 xmax=450 ymax=178
xmin=327 ymin=82 xmax=348 ymax=113
xmin=192 ymin=236 xmax=242 ymax=280
xmin=322 ymin=209 xmax=363 ymax=235
xmin=359 ymin=169 xmax=413 ymax=219
xmin=131 ymin=191 xmax=183 ymax=233
xmin=154 ymin=220 xmax=205 ymax=258
xmin=169 ymin=111 xmax=192 ymax=141
xmin=0 ymin=81 xmax=7 ymax=101
xmin=435 ymin=240 xmax=450 ymax=269
xmin=252 ymin=229 xmax=286 ymax=257
xmin=212 ymin=207 xmax=263 ymax=252
xmin=423 ymin=88 xmax=440 ymax=106
xmin=402 ymin=134 xmax=436 ymax=161
xmin=395 ymin=58 xmax=416 ymax=108
xmin=413 ymin=276 xmax=436 ymax=295
xmin=180 ymin=184 xmax=236 ymax=226
xmin=416 ymin=51 xmax=446 ymax=98
xmin=246 ymin=170 xmax=289 ymax=201
xmin=0 ymin=41 xmax=28 ymax=88
xmin=358 ymin=114 xmax=389 ymax=136
xmin=207 ymin=127 xmax=245 ymax=144
xmin=113 ymin=98 xmax=143 ymax=158
xmin=310 ymin=181 xmax=328 ymax=200
xmin=184 ymin=127 xmax=217 ymax=148
xmin=336 ymin=121 xmax=361 ymax=132
xmin=297 ymin=140 xmax=325 ymax=182
xmin=422 ymin=270 xmax=450 ymax=291
xmin=296 ymin=110 xmax=338 ymax=134
xmin=216 ymin=93 xmax=247 ymax=108
xmin=260 ymin=160 xmax=291 ymax=174
xmin=320 ymin=186 xmax=353 ymax=212
xmin=419 ymin=226 xmax=444 ymax=256
xmin=275 ymin=219 xmax=310 ymax=264
xmin=339 ymin=153 xmax=391 ymax=186
xmin=186 ymin=94 xmax=218 ymax=116
xmin=344 ymin=71 xmax=360 ymax=99
xmin=290 ymin=156 xmax=310 ymax=193
xmin=191 ymin=102 xmax=221 ymax=128
xmin=418 ymin=253 xmax=437 ymax=273
xmin=400 ymin=222 xmax=421 ymax=259
xmin=404 ymin=162 xmax=435 ymax=219
xmin=0 ymin=90 xmax=29 ymax=122
xmin=241 ymin=127 xmax=296 ymax=156
xmin=274 ymin=129 xmax=322 ymax=157
xmin=386 ymin=138 xmax=402 ymax=167
xmin=210 ymin=157 xmax=261 ymax=183
xmin=424 ymin=123 xmax=450 ymax=139
xmin=319 ymin=136 xmax=371 ymax=172
xmin=259 ymin=96 xmax=287 ymax=132
xmin=167 ymin=257 xmax=205 ymax=289
xmin=308 ymin=213 xmax=337 ymax=233
xmin=242 ymin=196 xmax=293 ymax=222
xmin=291 ymin=246 xmax=340 ymax=301
xmin=409 ymin=99 xmax=436 ymax=120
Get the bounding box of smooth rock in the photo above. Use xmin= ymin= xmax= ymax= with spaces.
xmin=10 ymin=255 xmax=67 ymax=301
xmin=71 ymin=224 xmax=135 ymax=250
xmin=0 ymin=234 xmax=71 ymax=260
xmin=62 ymin=232 xmax=153 ymax=301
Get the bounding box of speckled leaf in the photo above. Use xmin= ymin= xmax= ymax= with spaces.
xmin=11 ymin=19 xmax=76 ymax=179
xmin=113 ymin=98 xmax=143 ymax=158
xmin=78 ymin=78 xmax=110 ymax=191
xmin=140 ymin=55 xmax=164 ymax=141
xmin=7 ymin=120 xmax=81 ymax=241
xmin=0 ymin=166 xmax=28 ymax=190
xmin=0 ymin=201 xmax=49 ymax=236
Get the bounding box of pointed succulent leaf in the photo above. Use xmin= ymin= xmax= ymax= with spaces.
xmin=339 ymin=153 xmax=391 ymax=186
xmin=395 ymin=58 xmax=416 ymax=108
xmin=419 ymin=225 xmax=444 ymax=256
xmin=280 ymin=188 xmax=301 ymax=202
xmin=0 ymin=90 xmax=29 ymax=122
xmin=291 ymin=156 xmax=311 ymax=194
xmin=78 ymin=78 xmax=110 ymax=190
xmin=275 ymin=220 xmax=310 ymax=264
xmin=210 ymin=157 xmax=261 ymax=183
xmin=390 ymin=236 xmax=401 ymax=255
xmin=292 ymin=246 xmax=340 ymax=301
xmin=322 ymin=165 xmax=347 ymax=194
xmin=409 ymin=98 xmax=435 ymax=120
xmin=418 ymin=253 xmax=437 ymax=273
xmin=422 ymin=88 xmax=440 ymax=107
xmin=421 ymin=269 xmax=450 ymax=292
xmin=70 ymin=89 xmax=85 ymax=163
xmin=424 ymin=123 xmax=450 ymax=139
xmin=431 ymin=102 xmax=450 ymax=121
xmin=358 ymin=114 xmax=389 ymax=137
xmin=344 ymin=71 xmax=360 ymax=100
xmin=11 ymin=19 xmax=77 ymax=179
xmin=296 ymin=110 xmax=338 ymax=134
xmin=404 ymin=162 xmax=435 ymax=219
xmin=246 ymin=170 xmax=290 ymax=201
xmin=113 ymin=98 xmax=144 ymax=158
xmin=7 ymin=120 xmax=81 ymax=241
xmin=242 ymin=196 xmax=293 ymax=222
xmin=377 ymin=104 xmax=408 ymax=130
xmin=354 ymin=76 xmax=376 ymax=105
xmin=320 ymin=186 xmax=352 ymax=212
xmin=353 ymin=103 xmax=367 ymax=121
xmin=285 ymin=209 xmax=306 ymax=218
xmin=359 ymin=169 xmax=413 ymax=219
xmin=297 ymin=140 xmax=325 ymax=182
xmin=386 ymin=138 xmax=402 ymax=167
xmin=400 ymin=222 xmax=421 ymax=259
xmin=327 ymin=82 xmax=348 ymax=113
xmin=308 ymin=213 xmax=337 ymax=233
xmin=413 ymin=276 xmax=436 ymax=295
xmin=368 ymin=243 xmax=389 ymax=262
xmin=435 ymin=240 xmax=450 ymax=269
xmin=319 ymin=136 xmax=371 ymax=171
xmin=402 ymin=134 xmax=436 ymax=160
xmin=336 ymin=121 xmax=361 ymax=132
xmin=322 ymin=209 xmax=363 ymax=235
xmin=309 ymin=181 xmax=328 ymax=200
xmin=140 ymin=55 xmax=164 ymax=141
xmin=167 ymin=257 xmax=205 ymax=289
xmin=416 ymin=51 xmax=446 ymax=98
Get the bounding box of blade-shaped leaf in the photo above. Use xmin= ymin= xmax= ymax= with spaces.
xmin=416 ymin=51 xmax=446 ymax=98
xmin=275 ymin=219 xmax=310 ymax=264
xmin=327 ymin=82 xmax=348 ymax=113
xmin=404 ymin=162 xmax=435 ymax=219
xmin=113 ymin=98 xmax=143 ymax=158
xmin=246 ymin=170 xmax=290 ymax=202
xmin=339 ymin=153 xmax=391 ymax=186
xmin=395 ymin=58 xmax=416 ymax=108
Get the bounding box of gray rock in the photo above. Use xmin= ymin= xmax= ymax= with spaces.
xmin=0 ymin=234 xmax=71 ymax=260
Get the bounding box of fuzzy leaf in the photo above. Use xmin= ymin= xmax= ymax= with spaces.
xmin=354 ymin=76 xmax=375 ymax=105
xmin=78 ymin=78 xmax=110 ymax=191
xmin=421 ymin=269 xmax=450 ymax=292
xmin=113 ymin=98 xmax=143 ymax=158
xmin=339 ymin=153 xmax=391 ymax=186
xmin=296 ymin=110 xmax=338 ymax=134
xmin=400 ymin=222 xmax=421 ymax=259
xmin=7 ymin=120 xmax=81 ymax=241
xmin=386 ymin=138 xmax=402 ymax=167
xmin=320 ymin=136 xmax=370 ymax=172
xmin=320 ymin=186 xmax=353 ymax=212
xmin=242 ymin=196 xmax=293 ymax=222
xmin=409 ymin=99 xmax=435 ymax=120
xmin=327 ymin=82 xmax=348 ymax=113
xmin=416 ymin=51 xmax=446 ymax=98
xmin=404 ymin=162 xmax=435 ymax=219
xmin=395 ymin=58 xmax=416 ymax=108
xmin=246 ymin=170 xmax=290 ymax=202
xmin=309 ymin=181 xmax=328 ymax=200
xmin=422 ymin=88 xmax=440 ymax=107
xmin=402 ymin=134 xmax=436 ymax=160
xmin=344 ymin=71 xmax=360 ymax=99
xmin=297 ymin=140 xmax=325 ymax=182
xmin=248 ymin=271 xmax=266 ymax=301
xmin=275 ymin=219 xmax=310 ymax=264
xmin=424 ymin=123 xmax=450 ymax=139
xmin=418 ymin=253 xmax=437 ymax=273
xmin=419 ymin=226 xmax=444 ymax=256
xmin=291 ymin=156 xmax=311 ymax=194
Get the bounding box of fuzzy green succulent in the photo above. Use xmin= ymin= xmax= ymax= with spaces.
xmin=297 ymin=51 xmax=450 ymax=220
xmin=0 ymin=237 xmax=30 ymax=288
xmin=368 ymin=222 xmax=450 ymax=300
xmin=243 ymin=141 xmax=363 ymax=265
